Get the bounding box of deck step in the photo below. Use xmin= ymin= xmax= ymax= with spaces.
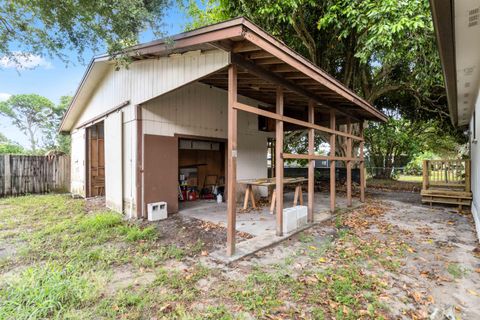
xmin=421 ymin=188 xmax=472 ymax=207
xmin=421 ymin=198 xmax=471 ymax=206
xmin=420 ymin=192 xmax=472 ymax=200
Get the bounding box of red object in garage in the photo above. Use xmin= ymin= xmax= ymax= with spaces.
xmin=188 ymin=191 xmax=197 ymax=201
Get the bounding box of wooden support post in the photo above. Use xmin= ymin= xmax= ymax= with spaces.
xmin=270 ymin=189 xmax=276 ymax=214
xmin=329 ymin=110 xmax=336 ymax=213
xmin=293 ymin=185 xmax=300 ymax=206
xmin=275 ymin=86 xmax=284 ymax=236
xmin=422 ymin=160 xmax=429 ymax=191
xmin=346 ymin=119 xmax=352 ymax=207
xmin=243 ymin=185 xmax=251 ymax=210
xmin=465 ymin=160 xmax=471 ymax=193
xmin=359 ymin=121 xmax=365 ymax=203
xmin=135 ymin=105 xmax=143 ymax=219
xmin=307 ymin=100 xmax=315 ymax=222
xmin=227 ymin=64 xmax=238 ymax=256
xmin=249 ymin=185 xmax=256 ymax=209
xmin=4 ymin=155 xmax=10 ymax=196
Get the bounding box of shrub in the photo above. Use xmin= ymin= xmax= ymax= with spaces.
xmin=404 ymin=151 xmax=440 ymax=175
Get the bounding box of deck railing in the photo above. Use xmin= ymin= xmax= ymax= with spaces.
xmin=422 ymin=159 xmax=471 ymax=192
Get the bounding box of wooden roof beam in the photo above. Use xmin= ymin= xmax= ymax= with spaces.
xmin=232 ymin=41 xmax=261 ymax=53
xmin=267 ymin=65 xmax=298 ymax=73
xmin=231 ymin=53 xmax=359 ymax=121
xmin=254 ymin=57 xmax=284 ymax=65
xmin=244 ymin=51 xmax=274 ymax=59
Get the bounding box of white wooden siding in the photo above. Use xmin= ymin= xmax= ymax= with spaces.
xmin=69 ymin=50 xmax=227 ymax=213
xmin=123 ymin=116 xmax=136 ymax=217
xmin=142 ymin=82 xmax=273 ymax=198
xmin=70 ymin=128 xmax=86 ymax=197
xmin=74 ymin=50 xmax=229 ymax=128
xmin=105 ymin=111 xmax=123 ymax=212
xmin=471 ymin=86 xmax=480 ymax=241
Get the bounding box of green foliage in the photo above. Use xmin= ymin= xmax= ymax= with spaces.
xmin=155 ymin=265 xmax=210 ymax=300
xmin=298 ymin=231 xmax=315 ymax=243
xmin=404 ymin=151 xmax=440 ymax=175
xmin=0 ymin=262 xmax=98 ymax=319
xmin=231 ymin=269 xmax=284 ymax=314
xmin=0 ymin=133 xmax=24 ymax=154
xmin=120 ymin=225 xmax=158 ymax=242
xmin=0 ymin=142 xmax=24 ymax=154
xmin=0 ymin=93 xmax=72 ymax=155
xmin=0 ymin=94 xmax=54 ymax=152
xmin=364 ymin=110 xmax=465 ymax=178
xmin=0 ymin=194 xmax=410 ymax=319
xmin=46 ymin=95 xmax=72 ymax=154
xmin=79 ymin=212 xmax=123 ymax=231
xmin=0 ymin=0 xmax=171 ymax=66
xmin=182 ymin=0 xmax=465 ymax=144
xmin=446 ymin=263 xmax=468 ymax=279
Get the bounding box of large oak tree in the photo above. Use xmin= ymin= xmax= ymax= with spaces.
xmin=182 ymin=0 xmax=466 ymax=176
xmin=0 ymin=0 xmax=170 ymax=66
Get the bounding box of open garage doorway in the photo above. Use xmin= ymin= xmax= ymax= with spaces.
xmin=178 ymin=137 xmax=226 ymax=212
xmin=86 ymin=122 xmax=105 ymax=197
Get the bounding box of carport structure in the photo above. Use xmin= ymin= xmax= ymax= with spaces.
xmin=63 ymin=17 xmax=387 ymax=257
xmin=148 ymin=18 xmax=388 ymax=255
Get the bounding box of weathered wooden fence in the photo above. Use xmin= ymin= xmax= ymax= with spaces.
xmin=0 ymin=155 xmax=70 ymax=197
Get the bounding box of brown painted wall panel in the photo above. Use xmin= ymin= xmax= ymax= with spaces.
xmin=143 ymin=134 xmax=178 ymax=214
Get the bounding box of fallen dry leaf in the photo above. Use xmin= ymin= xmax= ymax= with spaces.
xmin=160 ymin=303 xmax=173 ymax=313
xmin=411 ymin=291 xmax=424 ymax=304
xmin=406 ymin=246 xmax=416 ymax=253
xmin=467 ymin=289 xmax=480 ymax=297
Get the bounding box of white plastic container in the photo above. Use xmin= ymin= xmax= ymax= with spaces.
xmin=147 ymin=202 xmax=167 ymax=221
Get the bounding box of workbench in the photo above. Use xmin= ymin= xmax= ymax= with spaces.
xmin=238 ymin=177 xmax=308 ymax=213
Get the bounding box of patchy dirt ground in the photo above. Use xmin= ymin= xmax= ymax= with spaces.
xmin=142 ymin=214 xmax=253 ymax=253
xmin=367 ymin=189 xmax=422 ymax=205
xmin=0 ymin=191 xmax=479 ymax=319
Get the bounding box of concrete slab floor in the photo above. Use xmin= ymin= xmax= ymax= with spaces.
xmin=179 ymin=191 xmax=363 ymax=262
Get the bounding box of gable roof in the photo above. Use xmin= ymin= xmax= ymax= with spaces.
xmin=60 ymin=17 xmax=386 ymax=132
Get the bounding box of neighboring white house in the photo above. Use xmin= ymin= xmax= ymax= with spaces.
xmin=430 ymin=0 xmax=480 ymax=240
xmin=59 ymin=17 xmax=385 ymax=226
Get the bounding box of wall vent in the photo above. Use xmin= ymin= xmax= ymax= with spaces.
xmin=469 ymin=8 xmax=479 ymax=27
xmin=464 ymin=67 xmax=474 ymax=76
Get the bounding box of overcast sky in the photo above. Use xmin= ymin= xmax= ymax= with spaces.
xmin=0 ymin=5 xmax=188 ymax=147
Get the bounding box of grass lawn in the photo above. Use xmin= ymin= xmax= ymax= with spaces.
xmin=0 ymin=194 xmax=479 ymax=319
xmin=367 ymin=177 xmax=422 ymax=191
xmin=397 ymin=175 xmax=423 ymax=183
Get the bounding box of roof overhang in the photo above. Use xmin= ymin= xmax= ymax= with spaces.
xmin=60 ymin=17 xmax=386 ymax=132
xmin=430 ymin=0 xmax=480 ymax=127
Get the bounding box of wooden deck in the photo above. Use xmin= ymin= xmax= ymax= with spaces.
xmin=421 ymin=159 xmax=472 ymax=210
